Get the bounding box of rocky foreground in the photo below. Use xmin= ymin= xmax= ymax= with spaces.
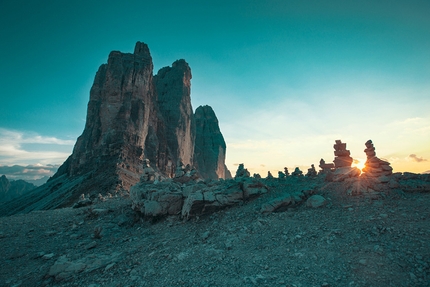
xmin=1 ymin=175 xmax=429 ymax=287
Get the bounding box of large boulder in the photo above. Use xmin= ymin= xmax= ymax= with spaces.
xmin=130 ymin=182 xmax=183 ymax=217
xmin=181 ymin=181 xmax=243 ymax=219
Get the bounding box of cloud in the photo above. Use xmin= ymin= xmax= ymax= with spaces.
xmin=0 ymin=128 xmax=74 ymax=165
xmin=423 ymin=170 xmax=430 ymax=174
xmin=0 ymin=164 xmax=59 ymax=180
xmin=408 ymin=154 xmax=428 ymax=163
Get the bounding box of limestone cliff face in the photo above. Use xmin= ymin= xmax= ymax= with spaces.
xmin=0 ymin=42 xmax=230 ymax=215
xmin=56 ymin=42 xmax=156 ymax=191
xmin=194 ymin=105 xmax=231 ymax=179
xmin=154 ymin=60 xmax=195 ymax=169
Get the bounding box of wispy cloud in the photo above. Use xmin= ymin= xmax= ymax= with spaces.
xmin=0 ymin=128 xmax=74 ymax=165
xmin=408 ymin=154 xmax=428 ymax=163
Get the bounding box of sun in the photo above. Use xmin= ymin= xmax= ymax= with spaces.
xmin=352 ymin=158 xmax=366 ymax=171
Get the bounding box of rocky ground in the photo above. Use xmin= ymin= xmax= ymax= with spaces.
xmin=1 ymin=177 xmax=429 ymax=287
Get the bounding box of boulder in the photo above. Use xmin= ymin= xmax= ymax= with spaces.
xmin=130 ymin=182 xmax=183 ymax=217
xmin=181 ymin=182 xmax=243 ymax=218
xmin=306 ymin=195 xmax=327 ymax=208
xmin=326 ymin=167 xmax=360 ymax=182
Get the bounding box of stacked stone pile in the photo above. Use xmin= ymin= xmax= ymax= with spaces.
xmin=319 ymin=159 xmax=334 ymax=173
xmin=362 ymin=140 xmax=393 ymax=177
xmin=333 ymin=140 xmax=353 ymax=168
xmin=306 ymin=164 xmax=317 ymax=177
xmin=325 ymin=140 xmax=360 ymax=182
xmin=291 ymin=167 xmax=303 ymax=177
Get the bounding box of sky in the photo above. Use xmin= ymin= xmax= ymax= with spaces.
xmin=1 ymin=0 xmax=429 ymax=180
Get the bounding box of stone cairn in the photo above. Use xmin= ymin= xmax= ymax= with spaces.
xmin=284 ymin=167 xmax=289 ymax=176
xmin=306 ymin=164 xmax=317 ymax=177
xmin=333 ymin=140 xmax=353 ymax=168
xmin=362 ymin=140 xmax=393 ymax=177
xmin=278 ymin=171 xmax=286 ymax=179
xmin=291 ymin=167 xmax=303 ymax=177
xmin=253 ymin=173 xmax=261 ymax=179
xmin=235 ymin=163 xmax=250 ymax=179
xmin=141 ymin=159 xmax=156 ymax=182
xmin=266 ymin=171 xmax=274 ymax=179
xmin=319 ymin=158 xmax=334 ymax=173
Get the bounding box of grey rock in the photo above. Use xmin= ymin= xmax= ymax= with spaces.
xmin=181 ymin=182 xmax=243 ymax=218
xmin=42 ymin=253 xmax=55 ymax=260
xmin=0 ymin=42 xmax=230 ymax=216
xmin=85 ymin=241 xmax=97 ymax=250
xmin=130 ymin=182 xmax=183 ymax=217
xmin=306 ymin=195 xmax=327 ymax=208
xmin=155 ymin=59 xmax=195 ymax=173
xmin=193 ymin=105 xmax=231 ymax=179
xmin=48 ymin=252 xmax=122 ymax=280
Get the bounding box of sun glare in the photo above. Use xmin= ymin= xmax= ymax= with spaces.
xmin=352 ymin=158 xmax=366 ymax=171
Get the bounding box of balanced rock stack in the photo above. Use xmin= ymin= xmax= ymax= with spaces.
xmin=325 ymin=140 xmax=360 ymax=182
xmin=362 ymin=140 xmax=393 ymax=177
xmin=333 ymin=140 xmax=353 ymax=168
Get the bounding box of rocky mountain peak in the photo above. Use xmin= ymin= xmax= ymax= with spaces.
xmin=194 ymin=105 xmax=231 ymax=179
xmin=133 ymin=41 xmax=151 ymax=58
xmin=0 ymin=42 xmax=230 ymax=215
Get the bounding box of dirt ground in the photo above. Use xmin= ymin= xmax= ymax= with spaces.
xmin=1 ymin=179 xmax=429 ymax=287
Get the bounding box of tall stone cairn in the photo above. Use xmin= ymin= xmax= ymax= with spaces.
xmin=362 ymin=140 xmax=393 ymax=177
xmin=333 ymin=140 xmax=353 ymax=168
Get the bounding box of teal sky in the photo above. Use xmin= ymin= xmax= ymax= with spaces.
xmin=1 ymin=0 xmax=429 ymax=179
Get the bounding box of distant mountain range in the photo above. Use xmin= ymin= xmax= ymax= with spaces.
xmin=25 ymin=176 xmax=50 ymax=186
xmin=0 ymin=175 xmax=36 ymax=202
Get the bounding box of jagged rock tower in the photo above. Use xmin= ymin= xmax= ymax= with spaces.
xmin=0 ymin=42 xmax=230 ymax=215
xmin=58 ymin=43 xmax=156 ymax=191
xmin=194 ymin=105 xmax=232 ymax=179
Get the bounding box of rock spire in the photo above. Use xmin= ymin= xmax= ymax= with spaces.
xmin=0 ymin=42 xmax=230 ymax=216
xmin=193 ymin=105 xmax=231 ymax=180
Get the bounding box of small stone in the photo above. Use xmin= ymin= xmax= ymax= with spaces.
xmin=105 ymin=263 xmax=116 ymax=271
xmin=85 ymin=241 xmax=97 ymax=250
xmin=359 ymin=259 xmax=367 ymax=265
xmin=201 ymin=231 xmax=210 ymax=240
xmin=42 ymin=253 xmax=55 ymax=260
xmin=306 ymin=195 xmax=327 ymax=208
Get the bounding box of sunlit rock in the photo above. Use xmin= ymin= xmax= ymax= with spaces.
xmin=362 ymin=140 xmax=393 ymax=177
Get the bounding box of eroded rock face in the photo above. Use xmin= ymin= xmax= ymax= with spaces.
xmin=194 ymin=105 xmax=231 ymax=180
xmin=0 ymin=42 xmax=230 ymax=216
xmin=131 ymin=176 xmax=269 ymax=220
xmin=56 ymin=42 xmax=156 ymax=193
xmin=155 ymin=60 xmax=195 ymax=169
